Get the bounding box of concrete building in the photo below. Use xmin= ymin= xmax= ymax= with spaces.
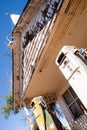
xmin=9 ymin=0 xmax=87 ymax=129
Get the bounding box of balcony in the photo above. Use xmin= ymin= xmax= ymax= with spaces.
xmin=22 ymin=0 xmax=87 ymax=103
xmin=11 ymin=0 xmax=87 ymax=108
xmin=20 ymin=0 xmax=64 ymax=96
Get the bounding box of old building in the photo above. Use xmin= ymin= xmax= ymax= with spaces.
xmin=9 ymin=0 xmax=87 ymax=129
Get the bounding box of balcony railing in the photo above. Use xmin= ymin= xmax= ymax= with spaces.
xmin=20 ymin=0 xmax=64 ymax=93
xmin=22 ymin=18 xmax=55 ymax=92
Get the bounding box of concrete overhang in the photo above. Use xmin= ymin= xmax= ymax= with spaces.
xmin=23 ymin=0 xmax=87 ymax=103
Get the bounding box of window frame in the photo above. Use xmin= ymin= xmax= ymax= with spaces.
xmin=63 ymin=87 xmax=83 ymax=119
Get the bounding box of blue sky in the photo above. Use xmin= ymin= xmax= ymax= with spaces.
xmin=0 ymin=1 xmax=29 ymax=130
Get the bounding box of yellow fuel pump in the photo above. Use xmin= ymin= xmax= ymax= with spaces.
xmin=30 ymin=96 xmax=57 ymax=130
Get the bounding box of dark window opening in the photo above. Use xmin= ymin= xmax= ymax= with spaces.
xmin=57 ymin=52 xmax=66 ymax=65
xmin=63 ymin=87 xmax=84 ymax=119
xmin=74 ymin=49 xmax=87 ymax=65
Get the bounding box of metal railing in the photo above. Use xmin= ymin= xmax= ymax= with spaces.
xmin=22 ymin=17 xmax=56 ymax=92
xmin=20 ymin=0 xmax=64 ymax=93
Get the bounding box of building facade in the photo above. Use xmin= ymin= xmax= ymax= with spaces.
xmin=9 ymin=0 xmax=87 ymax=129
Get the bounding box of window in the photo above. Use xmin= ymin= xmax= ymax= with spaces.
xmin=63 ymin=87 xmax=83 ymax=119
